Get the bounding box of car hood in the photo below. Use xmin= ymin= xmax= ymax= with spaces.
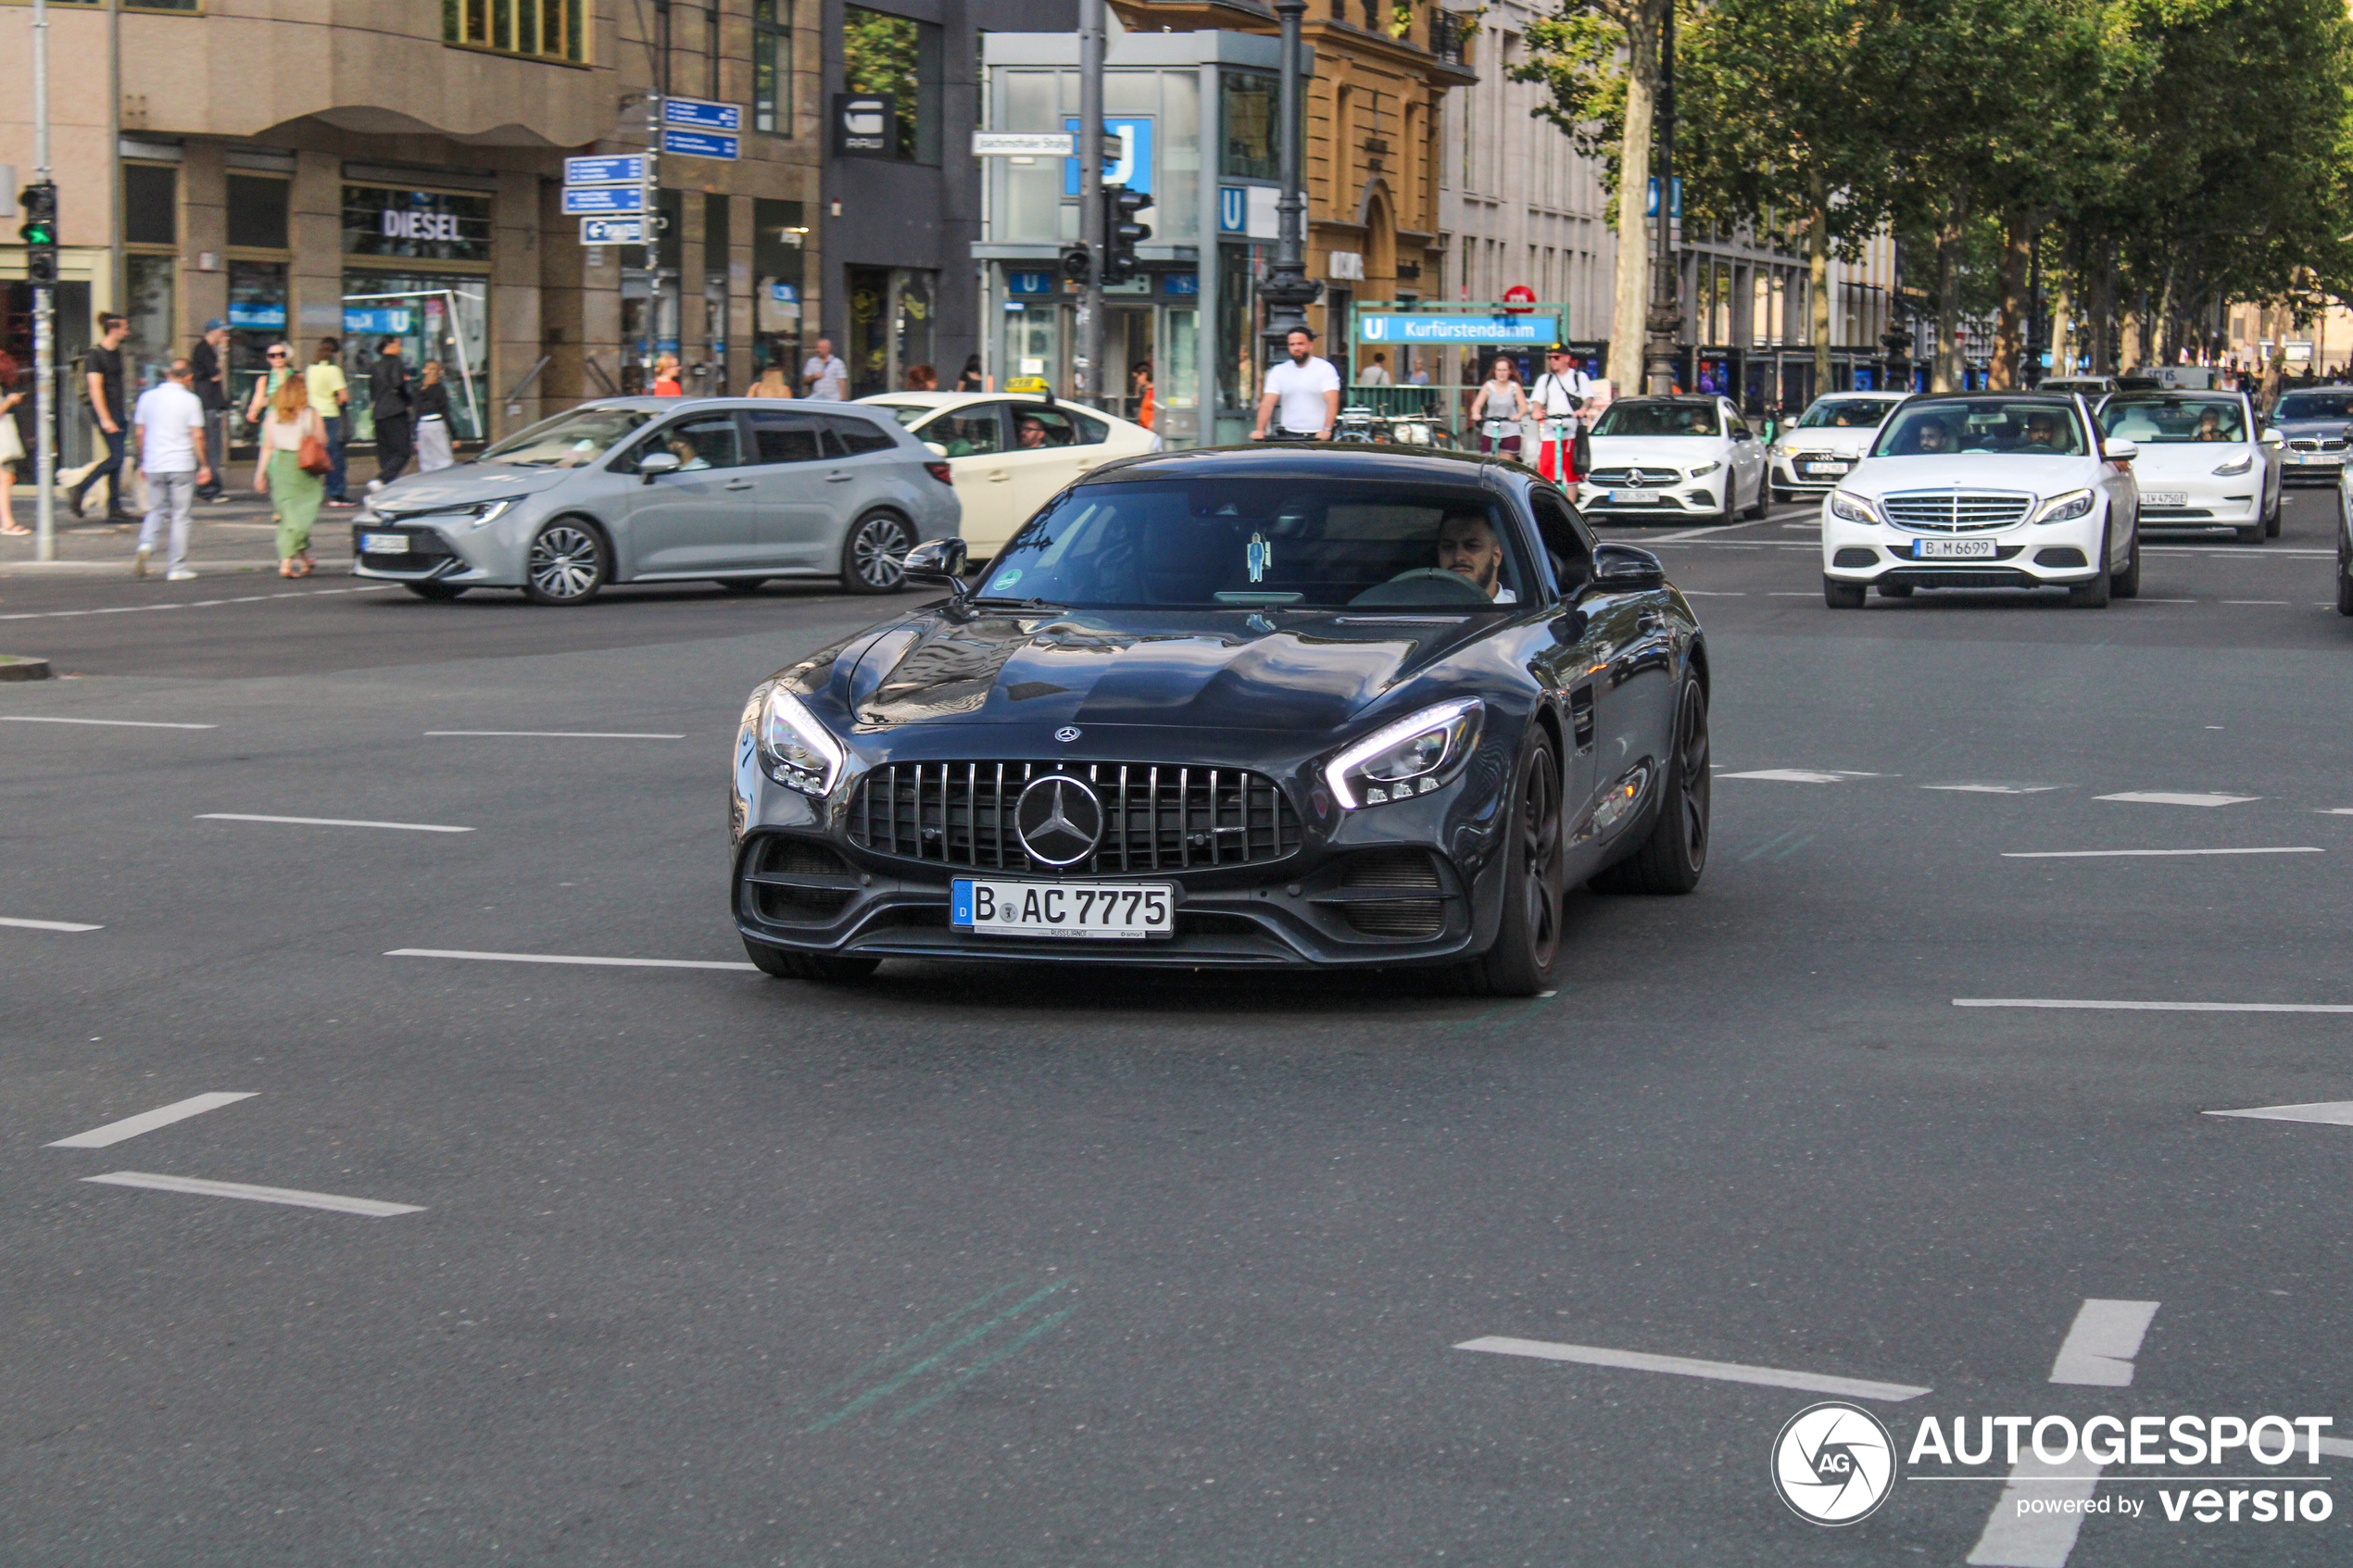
xmin=802 ymin=607 xmax=1501 ymax=734
xmin=1585 ymin=436 xmax=1724 ymax=468
xmin=1778 ymin=429 xmax=1874 ymax=456
xmin=2117 ymin=443 xmax=2260 ymax=477
xmin=1838 ymin=454 xmax=2095 ymax=499
xmin=369 ymin=465 xmax=582 ymax=512
xmin=2271 ymin=418 xmax=2351 ymax=437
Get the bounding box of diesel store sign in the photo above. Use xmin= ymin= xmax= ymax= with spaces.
xmin=343 ymin=186 xmax=493 ymax=262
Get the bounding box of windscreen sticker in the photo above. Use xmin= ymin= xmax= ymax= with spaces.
xmin=1247 ymin=533 xmax=1272 ymax=583
xmin=989 ymin=569 xmax=1023 ymax=593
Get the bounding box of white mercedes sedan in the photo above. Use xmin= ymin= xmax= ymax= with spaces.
xmin=1819 ymin=393 xmax=2141 ymax=608
xmin=2095 ymin=390 xmax=2282 ymax=542
xmin=1768 ymin=391 xmax=1907 ymax=501
xmin=1581 ymin=395 xmax=1769 ymax=524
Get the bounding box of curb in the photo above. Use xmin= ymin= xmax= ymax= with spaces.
xmin=0 ymin=655 xmax=52 ymax=681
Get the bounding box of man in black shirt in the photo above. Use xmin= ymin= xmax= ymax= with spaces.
xmin=367 ymin=338 xmax=412 ymax=492
xmin=188 ymin=319 xmax=231 ymax=500
xmin=69 ymin=313 xmax=133 ymax=521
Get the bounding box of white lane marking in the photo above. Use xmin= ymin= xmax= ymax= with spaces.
xmin=1966 ymin=1452 xmax=2105 ymax=1567
xmin=196 ymin=813 xmax=472 ymax=834
xmin=1957 ymin=997 xmax=2353 ymax=1014
xmin=82 ymin=1171 xmax=423 ymax=1217
xmin=0 ymin=584 xmax=400 ymax=621
xmin=2318 ymin=1436 xmax=2353 ymax=1458
xmin=2095 ymin=791 xmax=2258 ymax=808
xmin=48 ymin=1092 xmax=257 ymax=1148
xmin=0 ymin=916 xmax=103 ymax=932
xmin=2224 ymin=599 xmax=2291 ymax=606
xmin=423 ymin=730 xmax=685 ymax=739
xmin=1452 ymin=1336 xmax=1930 ymax=1402
xmin=2048 ymin=1298 xmax=2158 ymax=1386
xmin=2205 ymin=1101 xmax=2353 ymax=1128
xmin=1720 ymin=768 xmax=1883 ymax=784
xmin=0 ymin=715 xmax=216 ymax=729
xmin=1923 ymin=784 xmax=2067 ymax=795
xmin=386 ymin=947 xmax=758 ymax=972
xmin=1765 ymin=591 xmax=1819 ymax=596
xmin=2145 ymin=598 xmax=2198 ymax=604
xmin=1646 ymin=521 xmax=1767 ymax=542
xmin=2316 ymin=809 xmax=2353 ymax=815
xmin=2143 ymin=546 xmax=2332 ymax=557
xmin=2001 ymin=847 xmax=2322 ymax=859
xmin=1674 ymin=590 xmax=1747 ymax=597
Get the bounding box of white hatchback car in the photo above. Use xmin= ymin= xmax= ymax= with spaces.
xmin=1769 ymin=391 xmax=1907 ymax=501
xmin=2095 ymin=389 xmax=2282 ymax=542
xmin=1819 ymin=393 xmax=2141 ymax=608
xmin=858 ymin=392 xmax=1159 ymax=557
xmin=1581 ymin=395 xmax=1770 ymax=523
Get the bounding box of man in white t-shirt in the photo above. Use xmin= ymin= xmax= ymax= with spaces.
xmin=800 ymin=336 xmax=849 ymax=400
xmin=132 ymin=358 xmax=211 ymax=581
xmin=1529 ymin=343 xmax=1592 ymax=483
xmin=1252 ymin=327 xmax=1341 ymax=440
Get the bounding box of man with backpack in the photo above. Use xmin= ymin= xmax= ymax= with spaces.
xmin=1529 ymin=344 xmax=1592 ymax=485
xmin=68 ymin=314 xmax=134 ymax=521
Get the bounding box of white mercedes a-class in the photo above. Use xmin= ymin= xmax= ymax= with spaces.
xmin=1819 ymin=393 xmax=2141 ymax=608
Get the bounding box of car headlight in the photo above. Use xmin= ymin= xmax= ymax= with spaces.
xmin=1828 ymin=490 xmax=1879 ymax=525
xmin=379 ymin=498 xmax=513 ymax=530
xmin=2211 ymin=454 xmax=2254 ymax=476
xmin=1687 ymin=461 xmax=1721 ymax=479
xmin=752 ymin=684 xmax=845 ymax=796
xmin=1325 ymin=697 xmax=1484 ymax=809
xmin=2034 ymin=489 xmax=2095 ymax=523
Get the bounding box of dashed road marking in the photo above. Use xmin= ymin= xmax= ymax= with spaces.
xmin=1720 ymin=768 xmax=1883 ymax=784
xmin=1923 ymin=784 xmax=2068 ymax=795
xmin=2223 ymin=599 xmax=2292 ymax=606
xmin=2204 ymin=1101 xmax=2353 ymax=1128
xmin=423 ymin=730 xmax=686 ymax=739
xmin=2095 ymin=791 xmax=2258 ymax=808
xmin=1452 ymin=1336 xmax=1931 ymax=1402
xmin=386 ymin=947 xmax=759 ymax=972
xmin=197 ymin=813 xmax=473 ymax=833
xmin=0 ymin=916 xmax=103 ymax=932
xmin=1 ymin=715 xmax=216 ymax=729
xmin=2047 ymin=1299 xmax=2158 ymax=1386
xmin=1956 ymin=997 xmax=2353 ymax=1014
xmin=0 ymin=584 xmax=400 ymax=621
xmin=1966 ymin=1301 xmax=2158 ymax=1564
xmin=82 ymin=1171 xmax=423 ymax=1217
xmin=2001 ymin=847 xmax=2322 ymax=859
xmin=47 ymin=1092 xmax=256 ymax=1148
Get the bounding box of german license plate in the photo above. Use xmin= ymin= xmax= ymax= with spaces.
xmin=1801 ymin=459 xmax=1851 ymax=475
xmin=360 ymin=532 xmax=409 ymax=553
xmin=2142 ymin=492 xmax=2186 ymax=507
xmin=951 ymin=878 xmax=1175 ymax=940
xmin=1915 ymin=538 xmax=1998 ymax=558
xmin=1609 ymin=488 xmax=1659 ymax=504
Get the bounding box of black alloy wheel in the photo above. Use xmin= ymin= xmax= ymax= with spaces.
xmin=743 ymin=937 xmax=881 ymax=983
xmin=523 ymin=519 xmax=610 ymax=605
xmin=2336 ymin=554 xmax=2353 ymax=616
xmin=404 ymin=581 xmax=467 ymax=602
xmin=2069 ymin=526 xmax=2113 ymax=607
xmin=1453 ymin=738 xmax=1566 ymax=997
xmin=1591 ymin=675 xmax=1710 ymax=896
xmin=841 ymin=510 xmax=915 ymax=595
xmin=1823 ymin=575 xmax=1867 ymax=608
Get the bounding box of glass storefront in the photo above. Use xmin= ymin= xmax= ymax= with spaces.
xmin=848 ymin=265 xmax=937 ymax=395
xmin=226 ymin=259 xmax=288 ymax=410
xmin=340 ymin=183 xmax=492 ymax=440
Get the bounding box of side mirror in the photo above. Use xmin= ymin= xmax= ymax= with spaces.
xmin=903 ymin=536 xmax=969 ymax=588
xmin=1584 ymin=542 xmax=1666 ymax=594
xmin=2260 ymin=428 xmax=2284 ymax=447
xmin=2102 ymin=438 xmax=2138 ymax=463
xmin=636 ymin=450 xmax=682 ymax=483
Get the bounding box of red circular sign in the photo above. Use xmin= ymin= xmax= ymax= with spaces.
xmin=1502 ymin=285 xmax=1537 ymax=315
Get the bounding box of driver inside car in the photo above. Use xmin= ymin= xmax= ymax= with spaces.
xmin=1436 ymin=510 xmax=1518 ymax=603
xmin=1907 ymin=420 xmax=1956 ymax=455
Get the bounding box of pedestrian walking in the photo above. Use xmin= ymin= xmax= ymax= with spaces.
xmin=306 ymin=337 xmax=353 ymax=507
xmin=68 ymin=313 xmax=134 ymax=521
xmin=749 ymin=364 xmax=792 ymax=397
xmin=1252 ymin=327 xmax=1341 ymax=441
xmin=131 ymin=358 xmax=211 ymax=581
xmin=189 ymin=320 xmax=231 ymax=501
xmin=651 ymin=352 xmax=684 ymax=396
xmin=801 ymin=336 xmax=848 ymax=400
xmin=1358 ymin=351 xmax=1392 ymax=387
xmin=414 ymin=360 xmax=455 ymax=471
xmin=0 ymin=350 xmax=26 ymax=536
xmin=367 ymin=338 xmax=412 ymax=493
xmin=1131 ymin=359 xmax=1155 ymax=431
xmin=255 ymin=373 xmax=326 ymax=577
xmin=1469 ymin=354 xmax=1530 ymax=457
xmin=243 ymin=340 xmax=295 ymax=429
xmin=956 ymin=354 xmax=984 ymax=393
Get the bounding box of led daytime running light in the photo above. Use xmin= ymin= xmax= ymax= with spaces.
xmin=1325 ymin=697 xmax=1484 ymax=811
xmin=756 ymin=685 xmax=846 ymax=796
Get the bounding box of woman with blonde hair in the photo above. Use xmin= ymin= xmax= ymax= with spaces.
xmin=749 ymin=363 xmax=792 ymax=398
xmin=414 ymin=359 xmax=454 ymax=471
xmin=651 ymin=353 xmax=683 ymax=396
xmin=256 ymin=372 xmax=326 ymax=576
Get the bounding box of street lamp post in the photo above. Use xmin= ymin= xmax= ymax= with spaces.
xmin=1260 ymin=0 xmax=1321 ymax=361
xmin=1642 ymin=0 xmax=1681 ymax=396
xmin=1074 ymin=0 xmax=1106 ymax=406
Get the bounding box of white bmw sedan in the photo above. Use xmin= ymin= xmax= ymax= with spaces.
xmin=2095 ymin=390 xmax=2282 ymax=542
xmin=1581 ymin=395 xmax=1769 ymax=524
xmin=1819 ymin=393 xmax=2141 ymax=608
xmin=1768 ymin=391 xmax=1907 ymax=501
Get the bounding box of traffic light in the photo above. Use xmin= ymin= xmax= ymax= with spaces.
xmin=1101 ymin=184 xmax=1150 ymax=284
xmin=1059 ymin=243 xmax=1091 ymax=282
xmin=19 ymin=182 xmax=57 ymax=286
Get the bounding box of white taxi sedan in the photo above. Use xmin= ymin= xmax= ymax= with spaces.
xmin=1768 ymin=391 xmax=1907 ymax=501
xmin=1580 ymin=395 xmax=1769 ymax=524
xmin=858 ymin=392 xmax=1160 ymax=557
xmin=2095 ymin=390 xmax=2282 ymax=542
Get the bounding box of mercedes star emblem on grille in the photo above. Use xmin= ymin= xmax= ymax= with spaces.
xmin=1014 ymin=773 xmax=1104 ymax=866
xmin=1055 ymin=726 xmax=1082 ymax=743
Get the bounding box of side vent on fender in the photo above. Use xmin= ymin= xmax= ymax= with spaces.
xmin=1568 ymin=684 xmax=1596 ymax=749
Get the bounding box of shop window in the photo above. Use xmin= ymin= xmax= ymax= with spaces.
xmin=1221 ymin=74 xmax=1277 ymax=181
xmin=124 ymin=255 xmax=176 ymax=390
xmin=753 ymin=0 xmax=792 ymax=135
xmin=226 ymin=175 xmax=288 ymax=252
xmin=844 ymin=6 xmax=941 ymax=165
xmin=225 ymin=260 xmax=287 ymax=410
xmin=444 ymin=0 xmax=585 ymax=62
xmin=122 ymin=164 xmax=176 ymax=247
xmin=125 ymin=0 xmax=200 ymax=14
xmin=752 ymin=198 xmax=805 ymax=381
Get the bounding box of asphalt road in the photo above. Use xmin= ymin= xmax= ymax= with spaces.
xmin=3 ymin=486 xmax=2349 ymax=1566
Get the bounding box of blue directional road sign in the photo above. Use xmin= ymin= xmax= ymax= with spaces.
xmin=561 ymin=185 xmax=644 ymax=216
xmin=662 ymin=129 xmax=740 ymax=161
xmin=661 ymin=96 xmax=744 ymax=133
xmin=579 ymin=217 xmax=646 ymax=245
xmin=1354 ymin=312 xmax=1561 ymax=345
xmin=564 ymin=155 xmax=647 ymax=187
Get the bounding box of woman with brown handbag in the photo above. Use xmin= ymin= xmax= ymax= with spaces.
xmin=257 ymin=373 xmax=328 ymax=577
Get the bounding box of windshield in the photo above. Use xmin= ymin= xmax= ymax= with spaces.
xmin=1871 ymin=399 xmax=2087 ymax=458
xmin=1592 ymin=401 xmax=1721 ymax=438
xmin=2273 ymin=390 xmax=2353 ymax=420
xmin=867 ymin=402 xmax=929 ymax=428
xmin=978 ymin=479 xmax=1536 ymax=610
xmin=476 ymin=407 xmax=653 ymax=468
xmin=1797 ymin=398 xmax=1902 ymax=429
xmin=2099 ymin=396 xmax=2246 ymax=444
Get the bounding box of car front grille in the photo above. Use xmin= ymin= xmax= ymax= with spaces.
xmin=1879 ymin=492 xmax=2035 ymax=532
xmin=1585 ymin=466 xmax=1684 ymax=489
xmin=847 ymin=760 xmax=1302 ymax=874
xmin=2288 ymin=437 xmax=2347 ymax=453
xmin=1335 ymin=847 xmax=1445 ymax=939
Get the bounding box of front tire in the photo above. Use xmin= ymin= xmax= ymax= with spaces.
xmin=742 ymin=938 xmax=881 ymax=983
xmin=841 ymin=509 xmax=914 ymax=595
xmin=2336 ymin=554 xmax=2353 ymax=616
xmin=2069 ymin=529 xmax=2112 ymax=607
xmin=1451 ymin=737 xmax=1566 ymax=997
xmin=1743 ymin=472 xmax=1768 ymax=520
xmin=2264 ymin=486 xmax=2283 ymax=538
xmin=1590 ymin=675 xmax=1709 ymax=896
xmin=2112 ymin=530 xmax=2141 ymax=599
xmin=1824 ymin=576 xmax=1867 ymax=608
xmin=523 ymin=518 xmax=610 ymax=605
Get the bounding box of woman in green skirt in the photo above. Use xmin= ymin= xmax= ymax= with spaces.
xmin=256 ymin=372 xmax=326 ymax=577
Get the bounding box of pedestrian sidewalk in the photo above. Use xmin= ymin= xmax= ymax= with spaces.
xmin=0 ymin=486 xmax=359 ymax=577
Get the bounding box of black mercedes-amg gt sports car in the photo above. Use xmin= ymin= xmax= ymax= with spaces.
xmin=729 ymin=445 xmax=1711 ymax=994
